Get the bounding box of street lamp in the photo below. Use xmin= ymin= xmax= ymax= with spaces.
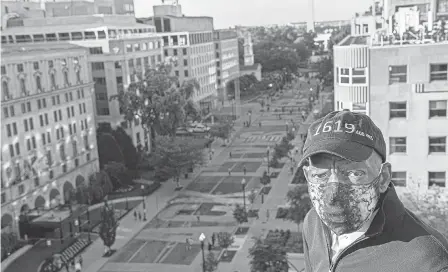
xmin=285 ymin=121 xmax=289 ymax=132
xmin=266 ymin=147 xmax=271 ymax=175
xmin=232 ymin=98 xmax=236 ymax=121
xmin=241 ymin=178 xmax=247 ymax=211
xmin=247 ymin=112 xmax=252 ymax=126
xmin=141 ymin=185 xmax=147 ymax=221
xmin=199 ymin=233 xmax=206 ymax=272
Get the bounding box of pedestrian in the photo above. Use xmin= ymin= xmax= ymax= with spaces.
xmin=75 ymin=262 xmax=81 ymax=272
xmin=243 ymin=165 xmax=247 ymax=176
xmin=208 ymin=242 xmax=213 ymax=251
xmin=197 ymin=214 xmax=201 ymax=222
xmin=211 ymin=233 xmax=216 ymax=246
xmin=138 ymin=211 xmax=142 ymax=221
xmin=299 ymin=110 xmax=448 ymax=271
xmin=209 ymin=153 xmax=212 ymax=161
xmin=229 ymin=151 xmax=232 ymax=158
xmin=266 ymin=209 xmax=270 ymax=222
xmin=78 ymin=255 xmax=83 ymax=267
xmin=259 ymin=121 xmax=262 ymax=127
xmin=134 ymin=210 xmax=137 ymax=221
xmin=228 ymin=168 xmax=231 ymax=176
xmin=290 ymin=166 xmax=294 ymax=175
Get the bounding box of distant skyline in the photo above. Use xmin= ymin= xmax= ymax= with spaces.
xmin=134 ymin=0 xmax=373 ymax=28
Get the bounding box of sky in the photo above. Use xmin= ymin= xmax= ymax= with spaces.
xmin=134 ymin=0 xmax=373 ymax=29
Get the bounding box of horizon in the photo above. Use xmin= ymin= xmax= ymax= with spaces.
xmin=133 ymin=0 xmax=372 ymax=28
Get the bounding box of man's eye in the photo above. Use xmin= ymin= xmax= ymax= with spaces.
xmin=346 ymin=170 xmax=365 ymax=178
xmin=312 ymin=172 xmax=329 ymax=179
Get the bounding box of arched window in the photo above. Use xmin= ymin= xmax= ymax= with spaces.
xmin=63 ymin=71 xmax=69 ymax=86
xmin=20 ymin=78 xmax=26 ymax=95
xmin=2 ymin=81 xmax=9 ymax=98
xmin=50 ymin=73 xmax=56 ymax=89
xmin=36 ymin=76 xmax=42 ymax=91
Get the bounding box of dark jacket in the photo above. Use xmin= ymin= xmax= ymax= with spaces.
xmin=302 ymin=184 xmax=448 ymax=272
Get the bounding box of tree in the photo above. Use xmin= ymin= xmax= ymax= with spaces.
xmin=260 ymin=171 xmax=271 ymax=187
xmin=254 ymin=41 xmax=301 ymax=73
xmin=238 ymin=37 xmax=245 ymax=66
xmin=210 ymin=120 xmax=234 ymax=142
xmin=285 ymin=185 xmax=313 ymax=230
xmin=1 ymin=232 xmax=18 ymax=260
xmin=111 ymin=64 xmax=200 ymax=149
xmin=150 ymin=136 xmax=206 ymax=186
xmin=248 ymin=189 xmax=257 ymax=205
xmin=217 ymin=232 xmax=234 ymax=256
xmin=111 ymin=127 xmax=139 ymax=169
xmin=205 ymin=251 xmax=219 ymax=272
xmin=97 ymin=132 xmax=125 ymax=168
xmin=103 ymin=161 xmax=129 ymax=189
xmin=88 ymin=171 xmax=113 ymax=203
xmin=249 ymin=236 xmax=289 ymax=272
xmin=403 ymin=181 xmax=448 ymax=237
xmin=233 ymin=204 xmax=248 ymax=224
xmin=99 ymin=201 xmax=118 ymax=255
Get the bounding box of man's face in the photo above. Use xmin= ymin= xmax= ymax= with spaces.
xmin=304 ymin=153 xmax=383 ymax=235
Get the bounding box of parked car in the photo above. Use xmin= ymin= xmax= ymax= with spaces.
xmin=176 ymin=127 xmax=193 ymax=135
xmin=191 ymin=123 xmax=210 ymax=133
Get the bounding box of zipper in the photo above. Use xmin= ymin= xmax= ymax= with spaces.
xmin=329 ymin=235 xmax=369 ymax=272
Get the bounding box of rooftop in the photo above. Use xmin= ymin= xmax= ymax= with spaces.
xmin=240 ymin=63 xmax=261 ymax=70
xmin=337 ymin=34 xmax=448 ymax=48
xmin=1 ymin=43 xmax=86 ymax=56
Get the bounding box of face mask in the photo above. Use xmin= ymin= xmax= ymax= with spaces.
xmin=308 ymin=177 xmax=381 ymax=235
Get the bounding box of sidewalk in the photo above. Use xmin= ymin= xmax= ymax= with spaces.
xmin=79 ymin=106 xmax=261 ymax=272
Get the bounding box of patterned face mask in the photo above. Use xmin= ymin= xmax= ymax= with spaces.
xmin=308 ymin=175 xmax=381 ymax=235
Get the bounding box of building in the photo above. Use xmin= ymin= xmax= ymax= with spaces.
xmin=333 ymin=0 xmax=448 ymax=191
xmin=1 ymin=44 xmax=98 ymax=236
xmin=144 ymin=4 xmax=219 ymax=114
xmin=1 ymin=15 xmax=161 ymax=150
xmin=214 ymin=29 xmax=240 ymax=103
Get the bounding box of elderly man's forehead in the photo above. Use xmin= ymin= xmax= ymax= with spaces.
xmin=309 ymin=153 xmax=350 ymax=164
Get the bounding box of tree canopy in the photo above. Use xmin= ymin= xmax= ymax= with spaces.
xmin=249 ymin=236 xmax=289 ymax=272
xmin=150 ymin=136 xmax=206 ymax=186
xmin=111 ymin=64 xmax=201 ymax=142
xmin=285 ymin=185 xmax=313 ymax=230
xmin=99 ymin=201 xmax=118 ymax=252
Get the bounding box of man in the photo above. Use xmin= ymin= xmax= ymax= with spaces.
xmin=299 ymin=110 xmax=448 ymax=272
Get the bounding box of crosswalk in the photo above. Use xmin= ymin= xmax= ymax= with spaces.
xmin=243 ymin=135 xmax=282 ymax=143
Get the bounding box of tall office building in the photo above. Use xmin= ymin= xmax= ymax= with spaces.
xmin=1 ymin=15 xmax=162 ymax=150
xmin=1 ymin=44 xmax=98 ymax=235
xmin=333 ymin=0 xmax=448 ymax=192
xmin=213 ymin=29 xmax=240 ymax=105
xmin=145 ymin=3 xmax=219 ymax=112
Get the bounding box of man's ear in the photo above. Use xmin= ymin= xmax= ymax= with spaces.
xmin=379 ymin=162 xmax=391 ymax=193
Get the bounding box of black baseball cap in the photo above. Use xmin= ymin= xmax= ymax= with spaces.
xmin=298 ymin=110 xmax=386 ymax=166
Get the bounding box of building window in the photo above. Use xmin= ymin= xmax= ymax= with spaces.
xmin=430 ymin=63 xmax=448 ymax=81
xmin=164 ymin=49 xmax=168 ymax=57
xmin=351 ymin=68 xmax=366 ymax=84
xmin=184 ymin=70 xmax=189 ymax=77
xmin=17 ymin=64 xmax=24 ymax=73
xmin=33 ymin=62 xmax=39 ymax=70
xmin=389 ymin=102 xmax=407 ymax=118
xmin=173 ymin=49 xmax=178 ymax=56
xmin=1 ymin=66 xmax=6 ymax=75
xmin=63 ymin=71 xmax=69 ymax=86
xmin=36 ymin=76 xmax=42 ymax=91
xmin=429 ymin=137 xmax=446 ymax=153
xmin=2 ymin=81 xmax=10 ymax=99
xmin=438 ymin=0 xmax=448 ymax=12
xmin=339 ymin=68 xmax=350 ymax=84
xmin=389 ymin=65 xmax=407 ymax=84
xmin=50 ymin=73 xmax=56 ymax=89
xmin=183 ymin=48 xmax=187 ymax=55
xmin=390 ymin=137 xmax=406 ymax=154
xmin=20 ymin=78 xmax=27 ymax=95
xmin=76 ymin=70 xmax=81 ymax=83
xmin=429 ymin=100 xmax=447 ymax=117
xmin=91 ymin=62 xmax=105 ymax=71
xmin=428 ymin=172 xmax=446 ymax=187
xmin=337 ymin=67 xmax=367 ymax=85
xmin=89 ymin=47 xmax=103 ymax=54
xmin=391 ymin=171 xmax=406 ymax=187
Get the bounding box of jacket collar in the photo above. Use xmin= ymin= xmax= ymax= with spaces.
xmin=365 ymin=183 xmax=406 ymax=237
